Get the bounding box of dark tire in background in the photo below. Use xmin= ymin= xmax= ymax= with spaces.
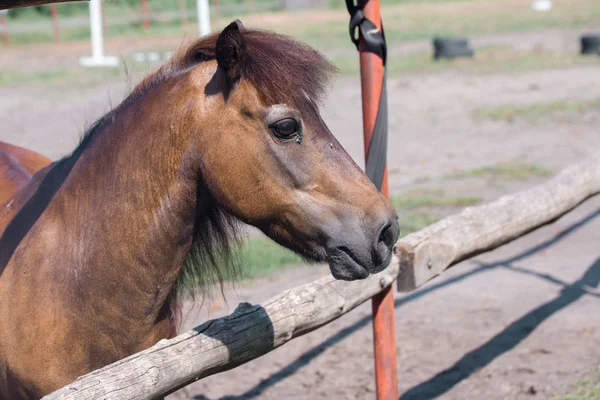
xmin=580 ymin=34 xmax=600 ymax=55
xmin=433 ymin=37 xmax=474 ymax=60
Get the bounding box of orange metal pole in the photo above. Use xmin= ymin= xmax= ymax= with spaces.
xmin=371 ymin=286 xmax=397 ymax=399
xmin=50 ymin=4 xmax=60 ymax=43
xmin=357 ymin=0 xmax=398 ymax=398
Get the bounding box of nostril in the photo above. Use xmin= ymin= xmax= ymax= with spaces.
xmin=372 ymin=222 xmax=396 ymax=267
xmin=378 ymin=223 xmax=395 ymax=250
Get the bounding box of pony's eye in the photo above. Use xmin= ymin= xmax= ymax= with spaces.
xmin=270 ymin=118 xmax=299 ymax=138
xmin=193 ymin=51 xmax=208 ymax=63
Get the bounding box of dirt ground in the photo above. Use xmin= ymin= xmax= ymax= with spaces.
xmin=1 ymin=28 xmax=600 ymax=399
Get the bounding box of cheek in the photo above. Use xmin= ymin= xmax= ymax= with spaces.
xmin=264 ymin=135 xmax=316 ymax=189
xmin=199 ymin=130 xmax=290 ymax=223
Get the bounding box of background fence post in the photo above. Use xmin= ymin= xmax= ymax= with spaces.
xmin=178 ymin=0 xmax=188 ymax=28
xmin=79 ymin=0 xmax=119 ymax=67
xmin=0 ymin=10 xmax=8 ymax=46
xmin=212 ymin=0 xmax=219 ymax=22
xmin=140 ymin=0 xmax=150 ymax=30
xmin=197 ymin=0 xmax=211 ymax=36
xmin=50 ymin=4 xmax=60 ymax=43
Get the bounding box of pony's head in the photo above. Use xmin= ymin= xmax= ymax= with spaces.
xmin=163 ymin=21 xmax=399 ymax=281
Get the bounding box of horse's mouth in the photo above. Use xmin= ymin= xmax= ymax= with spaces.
xmin=260 ymin=225 xmax=381 ymax=281
xmin=326 ymin=246 xmax=369 ymax=281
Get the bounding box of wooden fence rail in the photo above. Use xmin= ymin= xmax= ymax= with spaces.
xmin=44 ymin=152 xmax=600 ymax=400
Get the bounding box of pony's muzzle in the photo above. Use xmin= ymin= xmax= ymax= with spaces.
xmin=326 ymin=215 xmax=399 ymax=281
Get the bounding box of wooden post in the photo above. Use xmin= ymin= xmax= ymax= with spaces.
xmin=0 ymin=12 xmax=8 ymax=46
xmin=212 ymin=0 xmax=219 ymax=21
xmin=357 ymin=0 xmax=398 ymax=398
xmin=140 ymin=0 xmax=150 ymax=30
xmin=50 ymin=4 xmax=60 ymax=43
xmin=178 ymin=0 xmax=187 ymax=28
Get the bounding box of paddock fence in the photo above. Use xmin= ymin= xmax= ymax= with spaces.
xmin=0 ymin=0 xmax=331 ymax=46
xmin=40 ymin=152 xmax=600 ymax=399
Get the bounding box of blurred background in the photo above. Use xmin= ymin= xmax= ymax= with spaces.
xmin=2 ymin=1 xmax=600 ymax=399
xmin=2 ymin=0 xmax=599 ymax=88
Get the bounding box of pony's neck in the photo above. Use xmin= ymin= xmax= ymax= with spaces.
xmin=58 ymin=86 xmax=205 ymax=342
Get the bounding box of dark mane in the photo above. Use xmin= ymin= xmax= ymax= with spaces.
xmin=141 ymin=28 xmax=338 ymax=108
xmin=65 ymin=28 xmax=337 ymax=329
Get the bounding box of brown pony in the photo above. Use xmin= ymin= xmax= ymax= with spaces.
xmin=0 ymin=142 xmax=52 ymax=206
xmin=0 ymin=21 xmax=398 ymax=399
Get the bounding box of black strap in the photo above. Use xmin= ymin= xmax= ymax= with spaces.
xmin=346 ymin=0 xmax=388 ymax=191
xmin=345 ymin=0 xmax=387 ymax=65
xmin=365 ymin=73 xmax=387 ymax=190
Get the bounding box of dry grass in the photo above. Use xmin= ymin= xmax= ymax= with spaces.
xmin=558 ymin=367 xmax=600 ymax=400
xmin=475 ymin=98 xmax=600 ymax=123
xmin=445 ymin=163 xmax=553 ymax=181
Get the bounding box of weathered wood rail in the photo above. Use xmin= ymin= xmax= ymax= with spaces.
xmin=44 ymin=153 xmax=600 ymax=400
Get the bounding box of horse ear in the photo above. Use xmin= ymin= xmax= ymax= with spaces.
xmin=216 ymin=20 xmax=246 ymax=85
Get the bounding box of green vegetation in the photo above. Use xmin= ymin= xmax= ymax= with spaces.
xmin=4 ymin=0 xmax=599 ymax=54
xmin=390 ymin=190 xmax=481 ymax=208
xmin=391 ymin=190 xmax=481 ymax=233
xmin=5 ymin=19 xmax=188 ymax=46
xmin=3 ymin=44 xmax=594 ymax=89
xmin=0 ymin=68 xmax=72 ymax=86
xmin=0 ymin=58 xmax=160 ymax=87
xmin=558 ymin=366 xmax=600 ymax=400
xmin=397 ymin=210 xmax=438 ymax=234
xmin=446 ymin=163 xmax=553 ymax=180
xmin=235 ymin=235 xmax=304 ymax=280
xmin=332 ymin=46 xmax=599 ymax=76
xmin=274 ymin=0 xmax=600 ymax=51
xmin=475 ymin=98 xmax=600 ymax=123
xmin=6 ymin=0 xmax=269 ymax=20
xmin=7 ymin=2 xmax=88 ymax=19
xmin=0 ymin=67 xmax=115 ymax=87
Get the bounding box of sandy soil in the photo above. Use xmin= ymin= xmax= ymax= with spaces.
xmin=1 ymin=28 xmax=600 ymax=399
